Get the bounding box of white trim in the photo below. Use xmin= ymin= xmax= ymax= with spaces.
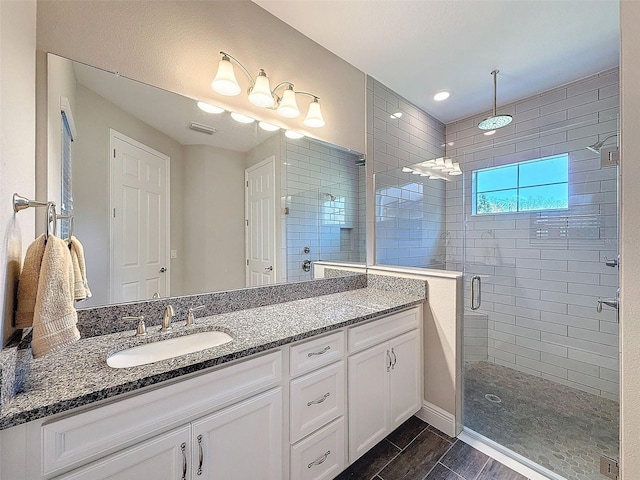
xmin=367 ymin=264 xmax=463 ymax=279
xmin=416 ymin=401 xmax=456 ymax=438
xmin=459 ymin=428 xmax=564 ymax=480
xmin=60 ymin=96 xmax=77 ymax=140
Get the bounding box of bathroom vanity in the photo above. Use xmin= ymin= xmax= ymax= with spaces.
xmin=0 ymin=276 xmax=425 ymax=479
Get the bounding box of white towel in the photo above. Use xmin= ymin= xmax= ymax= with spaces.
xmin=15 ymin=235 xmax=46 ymax=328
xmin=31 ymin=235 xmax=80 ymax=358
xmin=69 ymin=236 xmax=92 ymax=301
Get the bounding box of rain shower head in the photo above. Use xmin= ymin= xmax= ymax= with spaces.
xmin=587 ymin=133 xmax=618 ymax=153
xmin=478 ymin=70 xmax=513 ymax=130
xmin=324 ymin=192 xmax=336 ymax=201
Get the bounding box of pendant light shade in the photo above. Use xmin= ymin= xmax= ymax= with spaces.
xmin=303 ymin=98 xmax=325 ymax=128
xmin=211 ymin=55 xmax=241 ymax=96
xmin=478 ymin=70 xmax=512 ymax=130
xmin=248 ymin=69 xmax=274 ymax=108
xmin=277 ymin=86 xmax=300 ymax=118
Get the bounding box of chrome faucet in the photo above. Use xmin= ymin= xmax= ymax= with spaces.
xmin=160 ymin=305 xmax=175 ymax=332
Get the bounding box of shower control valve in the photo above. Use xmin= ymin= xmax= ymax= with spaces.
xmin=302 ymin=259 xmax=312 ymax=272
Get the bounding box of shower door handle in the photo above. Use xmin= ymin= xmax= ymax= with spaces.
xmin=471 ymin=275 xmax=482 ymax=311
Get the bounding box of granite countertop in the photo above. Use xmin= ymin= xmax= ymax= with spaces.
xmin=0 ymin=287 xmax=424 ymax=430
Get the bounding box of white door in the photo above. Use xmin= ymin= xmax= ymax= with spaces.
xmin=246 ymin=157 xmax=277 ymax=286
xmin=110 ymin=130 xmax=169 ymax=302
xmin=347 ymin=341 xmax=390 ymax=463
xmin=389 ymin=330 xmax=422 ymax=429
xmin=192 ymin=388 xmax=283 ymax=480
xmin=57 ymin=426 xmax=190 ymax=480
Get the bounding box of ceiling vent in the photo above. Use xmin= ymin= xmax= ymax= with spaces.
xmin=188 ymin=122 xmax=216 ymax=135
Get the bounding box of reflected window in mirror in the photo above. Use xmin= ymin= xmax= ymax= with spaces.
xmin=60 ymin=97 xmax=77 ymax=238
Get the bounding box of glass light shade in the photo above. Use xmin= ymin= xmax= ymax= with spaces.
xmin=248 ymin=71 xmax=274 ymax=108
xmin=442 ymin=158 xmax=454 ymax=172
xmin=304 ymin=99 xmax=325 ymax=128
xmin=449 ymin=163 xmax=462 ymax=175
xmin=432 ymin=158 xmax=446 ymax=170
xmin=258 ymin=121 xmax=280 ymax=131
xmin=197 ymin=101 xmax=225 ymax=114
xmin=211 ymin=57 xmax=241 ymax=96
xmin=277 ymin=88 xmax=300 ymax=118
xmin=402 ymin=167 xmax=412 ymax=173
xmin=285 ymin=130 xmax=304 ymax=139
xmin=230 ymin=112 xmax=255 ymax=124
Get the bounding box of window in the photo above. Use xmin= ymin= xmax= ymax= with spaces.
xmin=472 ymin=154 xmax=568 ymax=215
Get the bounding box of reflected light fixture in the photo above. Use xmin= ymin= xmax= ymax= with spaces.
xmin=259 ymin=121 xmax=280 ymax=132
xmin=483 ymin=130 xmax=496 ymax=136
xmin=402 ymin=158 xmax=461 ymax=179
xmin=197 ymin=101 xmax=225 ymax=114
xmin=230 ymin=112 xmax=255 ymax=124
xmin=390 ymin=112 xmax=403 ymax=119
xmin=211 ymin=51 xmax=326 ymax=127
xmin=478 ymin=70 xmax=512 ymax=130
xmin=285 ymin=130 xmax=305 ymax=139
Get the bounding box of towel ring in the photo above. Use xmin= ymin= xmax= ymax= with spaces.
xmin=56 ymin=214 xmax=74 ymax=245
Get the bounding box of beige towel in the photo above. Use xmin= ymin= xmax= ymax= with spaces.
xmin=69 ymin=236 xmax=92 ymax=301
xmin=31 ymin=235 xmax=80 ymax=358
xmin=15 ymin=235 xmax=46 ymax=328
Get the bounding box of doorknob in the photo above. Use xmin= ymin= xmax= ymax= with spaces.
xmin=264 ymin=266 xmax=273 ymax=271
xmin=159 ymin=267 xmax=167 ymax=273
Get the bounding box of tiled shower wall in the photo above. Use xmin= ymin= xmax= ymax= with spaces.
xmin=283 ymin=136 xmax=365 ymax=283
xmin=367 ymin=76 xmax=448 ymax=267
xmin=446 ymin=69 xmax=620 ymax=399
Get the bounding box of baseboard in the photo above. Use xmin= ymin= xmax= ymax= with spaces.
xmin=416 ymin=401 xmax=456 ymax=438
xmin=459 ymin=428 xmax=565 ymax=480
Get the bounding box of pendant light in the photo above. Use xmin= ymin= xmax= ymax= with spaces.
xmin=478 ymin=70 xmax=512 ymax=130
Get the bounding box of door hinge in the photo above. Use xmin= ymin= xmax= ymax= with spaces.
xmin=600 ymin=456 xmax=619 ymax=479
xmin=246 ymin=259 xmax=249 ymax=266
xmin=245 ymin=219 xmax=249 ymax=226
xmin=113 ymin=208 xmax=116 ymax=218
xmin=113 ymin=148 xmax=116 ymax=158
xmin=246 ymin=181 xmax=249 ymax=187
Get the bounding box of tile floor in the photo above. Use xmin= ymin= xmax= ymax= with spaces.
xmin=464 ymin=361 xmax=619 ymax=480
xmin=335 ymin=416 xmax=528 ymax=480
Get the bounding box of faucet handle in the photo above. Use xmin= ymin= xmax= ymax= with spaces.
xmin=123 ymin=316 xmax=146 ymax=336
xmin=187 ymin=305 xmax=206 ymax=326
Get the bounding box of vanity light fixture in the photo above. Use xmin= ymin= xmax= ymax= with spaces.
xmin=230 ymin=112 xmax=255 ymax=124
xmin=197 ymin=101 xmax=225 ymax=114
xmin=211 ymin=51 xmax=326 ymax=127
xmin=433 ymin=91 xmax=451 ymax=101
xmin=285 ymin=130 xmax=305 ymax=139
xmin=259 ymin=121 xmax=280 ymax=132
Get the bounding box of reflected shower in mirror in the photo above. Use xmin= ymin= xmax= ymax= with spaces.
xmin=45 ymin=54 xmax=365 ymax=307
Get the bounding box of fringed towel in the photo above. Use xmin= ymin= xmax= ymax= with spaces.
xmin=69 ymin=236 xmax=92 ymax=301
xmin=15 ymin=234 xmax=46 ymax=328
xmin=31 ymin=235 xmax=80 ymax=358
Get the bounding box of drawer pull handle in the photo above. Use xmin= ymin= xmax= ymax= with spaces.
xmin=308 ymin=346 xmax=331 ymax=357
xmin=308 ymin=450 xmax=331 ymax=468
xmin=386 ymin=350 xmax=392 ymax=372
xmin=391 ymin=347 xmax=397 ymax=369
xmin=307 ymin=392 xmax=330 ymax=406
xmin=180 ymin=442 xmax=187 ymax=480
xmin=197 ymin=434 xmax=203 ymax=475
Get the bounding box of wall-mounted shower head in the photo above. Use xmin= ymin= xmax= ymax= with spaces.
xmin=587 ymin=133 xmax=618 ymax=153
xmin=324 ymin=192 xmax=336 ymax=201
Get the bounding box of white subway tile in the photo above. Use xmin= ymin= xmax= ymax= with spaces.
xmin=540 ymin=373 xmax=600 ymax=396
xmin=516 ymin=336 xmax=568 ymax=357
xmin=541 ymin=352 xmax=599 ymax=377
xmin=517 ymin=356 xmax=567 ymax=378
xmin=568 ymin=371 xmax=618 ymax=395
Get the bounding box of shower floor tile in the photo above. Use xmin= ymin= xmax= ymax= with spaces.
xmin=464 ymin=361 xmax=619 ymax=480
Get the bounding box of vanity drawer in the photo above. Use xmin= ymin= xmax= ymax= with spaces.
xmin=290 ymin=331 xmax=344 ymax=377
xmin=291 ymin=416 xmax=345 ymax=480
xmin=348 ymin=307 xmax=420 ymax=353
xmin=290 ymin=361 xmax=345 ymax=443
xmin=41 ymin=351 xmax=282 ymax=476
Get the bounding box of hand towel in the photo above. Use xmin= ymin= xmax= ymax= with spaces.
xmin=31 ymin=235 xmax=80 ymax=358
xmin=69 ymin=236 xmax=92 ymax=301
xmin=15 ymin=235 xmax=46 ymax=328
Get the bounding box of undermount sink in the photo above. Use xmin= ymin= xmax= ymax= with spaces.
xmin=107 ymin=331 xmax=233 ymax=369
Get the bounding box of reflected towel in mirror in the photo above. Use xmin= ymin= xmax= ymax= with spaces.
xmin=70 ymin=236 xmax=92 ymax=301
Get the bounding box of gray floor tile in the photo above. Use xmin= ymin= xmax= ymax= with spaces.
xmin=378 ymin=429 xmax=451 ymax=480
xmin=440 ymin=440 xmax=489 ymax=479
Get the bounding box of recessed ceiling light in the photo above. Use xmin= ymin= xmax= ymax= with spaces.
xmin=230 ymin=112 xmax=255 ymax=124
xmin=197 ymin=101 xmax=225 ymax=114
xmin=433 ymin=91 xmax=451 ymax=102
xmin=285 ymin=130 xmax=304 ymax=139
xmin=484 ymin=130 xmax=496 ymax=136
xmin=258 ymin=121 xmax=280 ymax=132
xmin=390 ymin=112 xmax=403 ymax=119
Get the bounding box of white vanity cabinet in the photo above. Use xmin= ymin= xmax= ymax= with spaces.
xmin=347 ymin=308 xmax=422 ymax=462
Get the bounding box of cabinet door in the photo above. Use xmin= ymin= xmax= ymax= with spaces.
xmin=389 ymin=329 xmax=421 ymax=429
xmin=56 ymin=425 xmax=190 ymax=480
xmin=347 ymin=341 xmax=390 ymax=463
xmin=192 ymin=388 xmax=283 ymax=480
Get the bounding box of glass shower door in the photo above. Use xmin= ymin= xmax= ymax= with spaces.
xmin=460 ymin=125 xmax=620 ymax=480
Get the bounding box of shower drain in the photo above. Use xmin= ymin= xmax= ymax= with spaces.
xmin=485 ymin=393 xmax=502 ymax=403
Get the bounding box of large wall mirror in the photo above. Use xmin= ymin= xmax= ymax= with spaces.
xmin=45 ymin=54 xmax=366 ymax=307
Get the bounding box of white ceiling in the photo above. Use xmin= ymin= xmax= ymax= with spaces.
xmin=253 ymin=0 xmax=620 ymax=124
